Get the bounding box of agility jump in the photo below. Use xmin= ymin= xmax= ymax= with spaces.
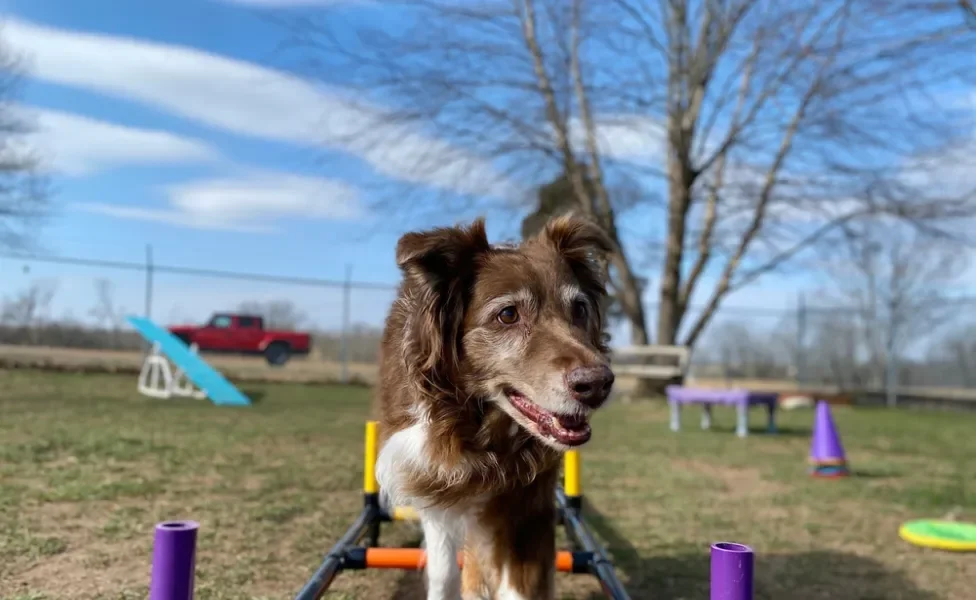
xmin=293 ymin=421 xmax=631 ymax=599
xmin=146 ymin=420 xmax=756 ymax=599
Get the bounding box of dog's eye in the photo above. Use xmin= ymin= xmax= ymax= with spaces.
xmin=572 ymin=300 xmax=588 ymax=323
xmin=497 ymin=306 xmax=519 ymax=325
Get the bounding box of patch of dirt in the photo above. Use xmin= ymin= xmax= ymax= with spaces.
xmin=3 ymin=500 xmax=149 ymax=599
xmin=670 ymin=458 xmax=789 ymax=499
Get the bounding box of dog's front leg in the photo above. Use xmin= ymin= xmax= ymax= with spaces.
xmin=421 ymin=507 xmax=464 ymax=600
xmin=493 ymin=536 xmax=555 ymax=600
xmin=375 ymin=425 xmax=463 ymax=599
xmin=465 ymin=510 xmax=556 ymax=600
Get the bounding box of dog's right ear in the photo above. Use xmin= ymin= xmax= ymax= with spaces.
xmin=396 ymin=218 xmax=490 ymax=284
xmin=395 ymin=218 xmax=490 ymax=382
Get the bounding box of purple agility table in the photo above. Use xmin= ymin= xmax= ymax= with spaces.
xmin=665 ymin=386 xmax=777 ymax=438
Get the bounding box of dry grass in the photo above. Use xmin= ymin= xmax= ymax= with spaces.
xmin=1 ymin=368 xmax=975 ymax=599
xmin=0 ymin=344 xmax=379 ymax=385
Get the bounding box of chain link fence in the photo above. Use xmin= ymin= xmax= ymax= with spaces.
xmin=3 ymin=250 xmax=976 ymax=402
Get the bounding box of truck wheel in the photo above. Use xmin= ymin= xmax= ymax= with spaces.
xmin=265 ymin=342 xmax=291 ymax=367
xmin=174 ymin=333 xmax=192 ymax=347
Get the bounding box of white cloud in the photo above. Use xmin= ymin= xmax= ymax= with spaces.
xmin=77 ymin=172 xmax=363 ymax=232
xmin=24 ymin=107 xmax=220 ymax=175
xmin=78 ymin=203 xmax=271 ymax=233
xmin=6 ymin=18 xmax=520 ymax=199
xmin=568 ymin=114 xmax=665 ymax=166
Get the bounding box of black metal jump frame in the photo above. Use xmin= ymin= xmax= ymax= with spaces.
xmin=294 ymin=421 xmax=630 ymax=600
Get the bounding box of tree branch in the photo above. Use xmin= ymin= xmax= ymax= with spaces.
xmin=682 ymin=1 xmax=853 ymax=347
xmin=678 ymin=21 xmax=761 ymax=312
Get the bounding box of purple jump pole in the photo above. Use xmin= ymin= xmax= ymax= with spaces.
xmin=710 ymin=542 xmax=754 ymax=600
xmin=150 ymin=520 xmax=199 ymax=600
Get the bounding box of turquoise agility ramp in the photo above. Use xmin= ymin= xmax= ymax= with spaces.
xmin=127 ymin=316 xmax=251 ymax=406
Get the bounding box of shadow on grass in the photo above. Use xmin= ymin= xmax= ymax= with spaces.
xmin=389 ymin=572 xmax=426 ymax=600
xmin=687 ymin=424 xmax=810 ymax=438
xmin=763 ymin=424 xmax=811 ymax=437
xmin=371 ymin=500 xmax=931 ymax=600
xmin=583 ymin=503 xmax=937 ymax=600
xmin=850 ymin=467 xmax=902 ymax=479
xmin=238 ymin=387 xmax=267 ymax=404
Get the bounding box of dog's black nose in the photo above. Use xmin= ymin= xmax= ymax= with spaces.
xmin=567 ymin=365 xmax=615 ymax=407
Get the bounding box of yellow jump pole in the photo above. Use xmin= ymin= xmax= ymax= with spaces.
xmin=364 ymin=421 xmax=379 ymax=495
xmin=363 ymin=421 xmax=381 ymax=546
xmin=564 ymin=449 xmax=583 ymax=512
xmin=392 ymin=506 xmax=419 ymax=521
xmin=364 ymin=421 xmax=420 ymax=524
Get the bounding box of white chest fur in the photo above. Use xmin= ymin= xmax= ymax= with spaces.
xmin=376 ymin=421 xmax=468 ymax=600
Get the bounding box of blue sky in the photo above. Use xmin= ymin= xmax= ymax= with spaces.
xmin=0 ymin=0 xmax=972 ymax=341
xmin=0 ymin=0 xmax=437 ymax=329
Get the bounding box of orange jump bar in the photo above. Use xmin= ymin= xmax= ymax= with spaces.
xmin=362 ymin=548 xmax=578 ymax=572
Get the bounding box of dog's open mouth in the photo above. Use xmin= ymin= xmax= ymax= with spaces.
xmin=505 ymin=388 xmax=591 ymax=446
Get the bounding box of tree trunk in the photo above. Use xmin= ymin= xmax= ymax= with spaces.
xmin=615 ymin=264 xmax=649 ymax=345
xmin=657 ymin=158 xmax=694 ymax=347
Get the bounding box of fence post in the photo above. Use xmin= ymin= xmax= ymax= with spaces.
xmin=796 ymin=294 xmax=806 ymax=386
xmin=885 ymin=329 xmax=898 ymax=408
xmin=340 ymin=264 xmax=352 ymax=384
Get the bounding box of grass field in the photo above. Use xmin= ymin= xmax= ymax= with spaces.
xmin=1 ymin=369 xmax=974 ymax=600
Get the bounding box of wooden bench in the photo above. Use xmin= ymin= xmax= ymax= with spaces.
xmin=610 ymin=344 xmax=691 ymax=388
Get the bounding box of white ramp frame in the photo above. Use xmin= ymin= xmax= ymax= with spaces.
xmin=137 ymin=341 xmax=207 ymax=400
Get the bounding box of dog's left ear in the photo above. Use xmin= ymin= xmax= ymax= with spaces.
xmin=540 ymin=214 xmax=613 ymax=294
xmin=395 ymin=218 xmax=491 ymax=380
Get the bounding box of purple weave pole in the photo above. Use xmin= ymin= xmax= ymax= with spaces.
xmin=710 ymin=542 xmax=754 ymax=600
xmin=150 ymin=520 xmax=199 ymax=600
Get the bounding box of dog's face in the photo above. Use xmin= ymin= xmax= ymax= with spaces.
xmin=396 ymin=215 xmax=614 ymax=451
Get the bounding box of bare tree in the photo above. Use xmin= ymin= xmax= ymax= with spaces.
xmin=1 ymin=280 xmax=57 ymax=343
xmin=88 ymin=279 xmax=126 ymax=347
xmin=933 ymin=324 xmax=976 ymax=387
xmin=695 ymin=319 xmax=794 ymax=380
xmin=0 ymin=31 xmax=50 ymax=249
xmin=822 ymin=222 xmax=967 ymax=402
xmin=237 ymin=300 xmax=308 ymax=330
xmin=954 ymin=0 xmax=976 ymax=22
xmin=279 ymin=0 xmax=975 ymax=355
xmin=803 ymin=310 xmax=868 ymax=389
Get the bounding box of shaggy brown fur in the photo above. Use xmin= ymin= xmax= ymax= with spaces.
xmin=374 ymin=214 xmax=615 ymax=599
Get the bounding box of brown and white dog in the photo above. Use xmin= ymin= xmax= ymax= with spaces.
xmin=373 ymin=215 xmax=615 ymax=600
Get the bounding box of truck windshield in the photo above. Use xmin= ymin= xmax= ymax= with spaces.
xmin=209 ymin=316 xmax=232 ymax=328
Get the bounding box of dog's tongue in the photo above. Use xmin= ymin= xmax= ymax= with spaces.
xmin=507 ymin=391 xmax=591 ymax=445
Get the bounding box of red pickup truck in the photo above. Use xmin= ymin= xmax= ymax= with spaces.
xmin=168 ymin=313 xmax=312 ymax=366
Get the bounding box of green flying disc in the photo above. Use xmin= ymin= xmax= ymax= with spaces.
xmin=899 ymin=519 xmax=976 ymax=551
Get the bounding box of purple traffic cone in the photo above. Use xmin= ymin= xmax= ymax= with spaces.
xmin=809 ymin=400 xmax=849 ymax=477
